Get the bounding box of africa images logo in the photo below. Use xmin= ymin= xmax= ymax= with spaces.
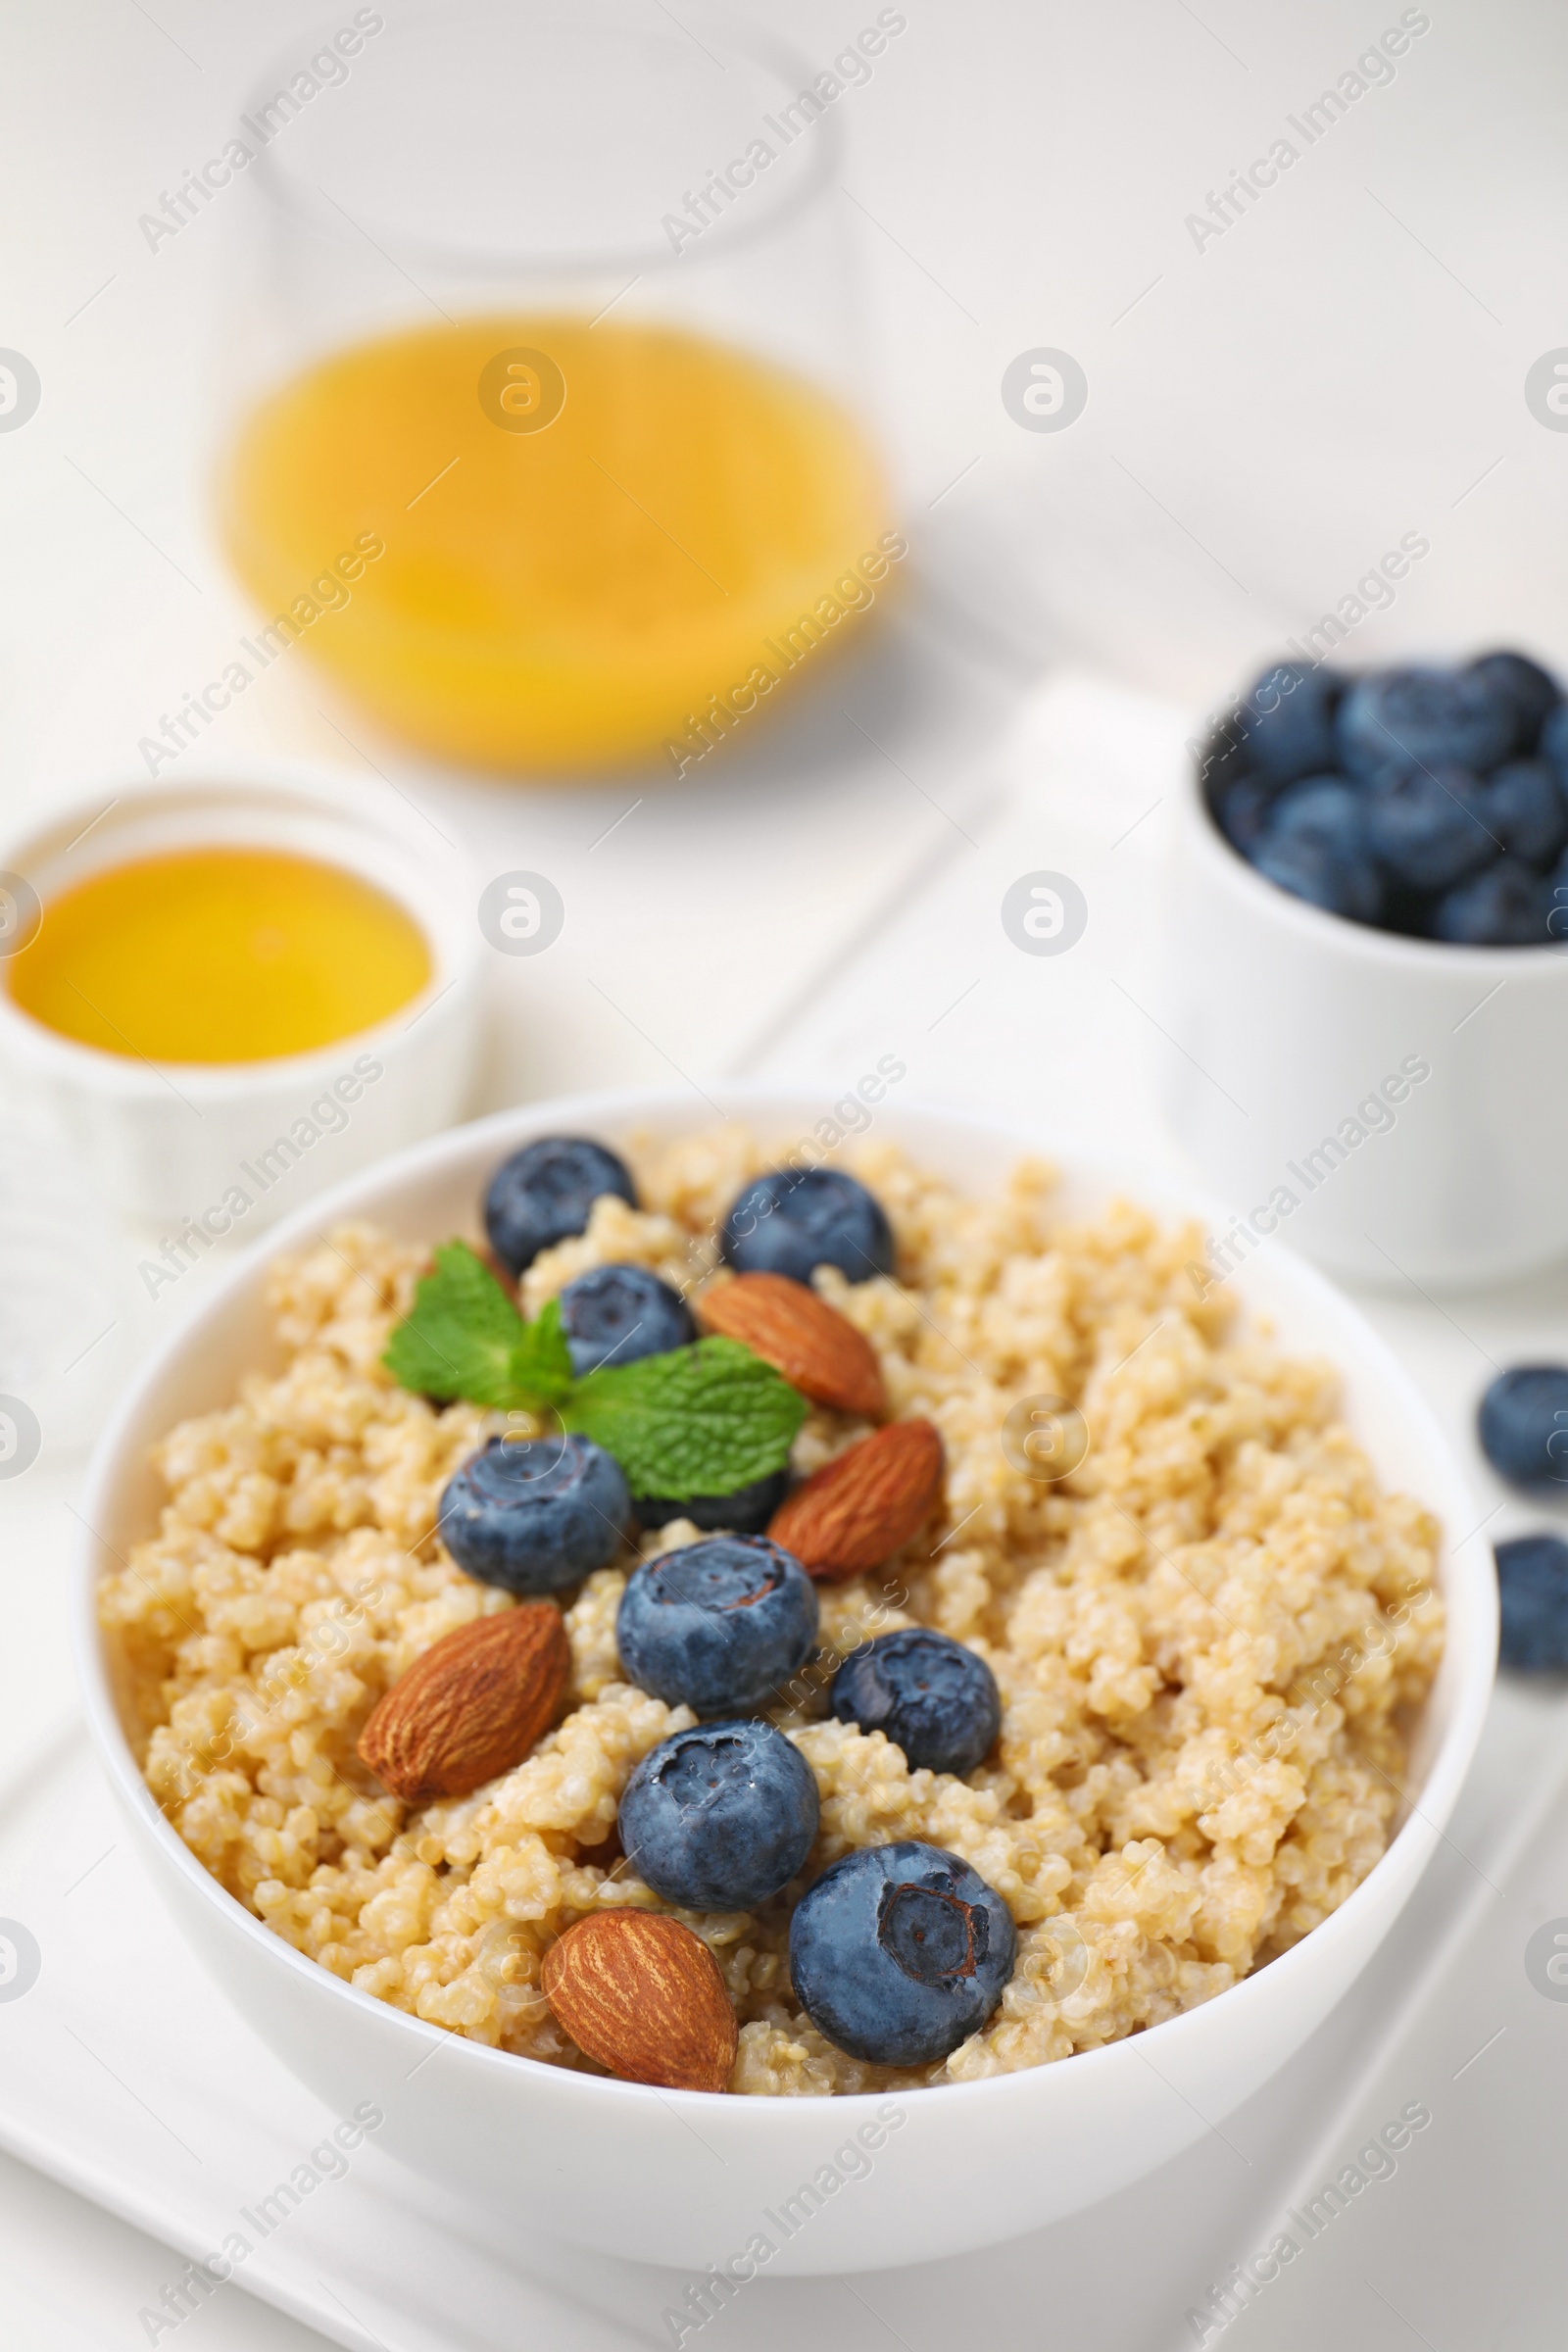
xmin=0 ymin=1920 xmax=41 ymax=2001
xmin=478 ymin=872 xmax=565 ymax=956
xmin=1525 ymin=352 xmax=1568 ymax=431
xmin=1000 ymin=872 xmax=1089 ymax=955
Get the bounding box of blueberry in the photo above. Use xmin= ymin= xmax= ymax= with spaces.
xmin=1430 ymin=858 xmax=1550 ymax=946
xmin=484 ymin=1138 xmax=636 ymax=1278
xmin=1494 ymin=1535 xmax=1568 ymax=1672
xmin=1475 ymin=762 xmax=1568 ymax=868
xmin=788 ymin=1839 xmax=1016 ymax=2066
xmin=616 ymin=1535 xmax=818 ymax=1716
xmin=557 ymin=1263 xmax=695 ymax=1376
xmin=619 ymin=1720 xmax=819 ymax=1910
xmin=1375 ymin=887 xmax=1438 ymax=941
xmin=1250 ymin=777 xmax=1380 ymax=924
xmin=720 ymin=1168 xmax=894 ymax=1286
xmin=1251 ymin=832 xmax=1382 ymax=923
xmin=831 ymin=1630 xmax=1002 ymax=1778
xmin=1198 ymin=710 xmax=1258 ymax=800
xmin=1543 ymin=702 xmax=1568 ymax=787
xmin=439 ymin=1434 xmax=629 ymax=1593
xmin=1478 ymin=1366 xmax=1568 ymax=1492
xmin=1337 ymin=666 xmax=1516 ymax=784
xmin=1235 ymin=662 xmax=1343 ymax=782
xmin=1470 ymin=652 xmax=1561 ymax=757
xmin=629 ymin=1470 xmax=790 ymax=1536
xmin=1216 ymin=775 xmax=1282 ymax=855
xmin=1269 ymin=776 xmax=1367 ymax=846
xmin=1545 ymin=846 xmax=1568 ymax=944
xmin=1362 ymin=765 xmax=1495 ymax=892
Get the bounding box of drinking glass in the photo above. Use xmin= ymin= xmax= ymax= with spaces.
xmin=214 ymin=0 xmax=901 ymax=779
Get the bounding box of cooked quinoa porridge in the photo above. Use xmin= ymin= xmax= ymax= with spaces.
xmin=103 ymin=1128 xmax=1445 ymax=2095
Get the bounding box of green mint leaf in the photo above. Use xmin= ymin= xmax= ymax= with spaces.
xmin=384 ymin=1257 xmax=805 ymax=1496
xmin=512 ymin=1295 xmax=575 ymax=1404
xmin=383 ymin=1241 xmax=519 ymax=1405
xmin=564 ymin=1337 xmax=807 ymax=1498
xmin=382 ymin=1242 xmax=573 ymax=1410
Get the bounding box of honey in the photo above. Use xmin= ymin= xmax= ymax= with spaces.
xmin=8 ymin=846 xmax=430 ymax=1063
xmin=220 ymin=317 xmax=895 ymax=773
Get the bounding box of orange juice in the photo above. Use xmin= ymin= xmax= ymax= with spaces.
xmin=220 ymin=318 xmax=898 ymax=775
xmin=8 ymin=847 xmax=430 ymax=1062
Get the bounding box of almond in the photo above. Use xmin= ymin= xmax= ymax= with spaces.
xmin=542 ymin=1909 xmax=737 ymax=2093
xmin=357 ymin=1602 xmax=569 ymax=1804
xmin=768 ymin=1418 xmax=944 ymax=1582
xmin=697 ymin=1272 xmax=886 ymax=1420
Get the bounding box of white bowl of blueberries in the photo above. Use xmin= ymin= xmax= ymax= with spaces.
xmin=1208 ymin=651 xmax=1568 ymax=941
xmin=1166 ymin=650 xmax=1568 ymax=1289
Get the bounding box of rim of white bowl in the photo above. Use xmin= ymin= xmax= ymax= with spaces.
xmin=1184 ymin=748 xmax=1568 ymax=971
xmin=72 ymin=1084 xmax=1497 ymax=2113
xmin=0 ymin=765 xmax=482 ymax=1097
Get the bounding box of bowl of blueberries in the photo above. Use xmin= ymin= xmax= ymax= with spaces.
xmin=1166 ymin=650 xmax=1568 ymax=1290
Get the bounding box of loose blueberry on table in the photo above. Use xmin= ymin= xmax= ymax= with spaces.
xmin=1494 ymin=1535 xmax=1568 ymax=1672
xmin=789 ymin=1839 xmax=1017 ymax=2066
xmin=831 ymin=1628 xmax=1002 ymax=1778
xmin=615 ymin=1535 xmax=819 ymax=1717
xmin=1206 ymin=650 xmax=1568 ymax=944
xmin=1477 ymin=1365 xmax=1568 ymax=1494
xmin=619 ymin=1720 xmax=820 ymax=1911
xmin=721 ymin=1166 xmax=895 ymax=1284
xmin=438 ymin=1433 xmax=630 ymax=1593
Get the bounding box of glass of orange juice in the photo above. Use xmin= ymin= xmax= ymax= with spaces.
xmin=215 ymin=0 xmax=903 ymax=779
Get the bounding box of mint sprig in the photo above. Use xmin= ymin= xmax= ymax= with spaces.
xmin=564 ymin=1338 xmax=806 ymax=1497
xmin=383 ymin=1241 xmax=807 ymax=1498
xmin=383 ymin=1242 xmax=574 ymax=1410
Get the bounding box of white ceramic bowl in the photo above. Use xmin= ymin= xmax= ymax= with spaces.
xmin=0 ymin=766 xmax=484 ymax=1230
xmin=1163 ymin=749 xmax=1568 ymax=1290
xmin=73 ymin=1088 xmax=1494 ymax=2276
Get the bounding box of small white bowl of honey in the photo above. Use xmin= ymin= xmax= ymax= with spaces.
xmin=0 ymin=769 xmax=484 ymax=1233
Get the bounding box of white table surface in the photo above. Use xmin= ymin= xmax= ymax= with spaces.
xmin=5 ymin=0 xmax=1568 ymax=2341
